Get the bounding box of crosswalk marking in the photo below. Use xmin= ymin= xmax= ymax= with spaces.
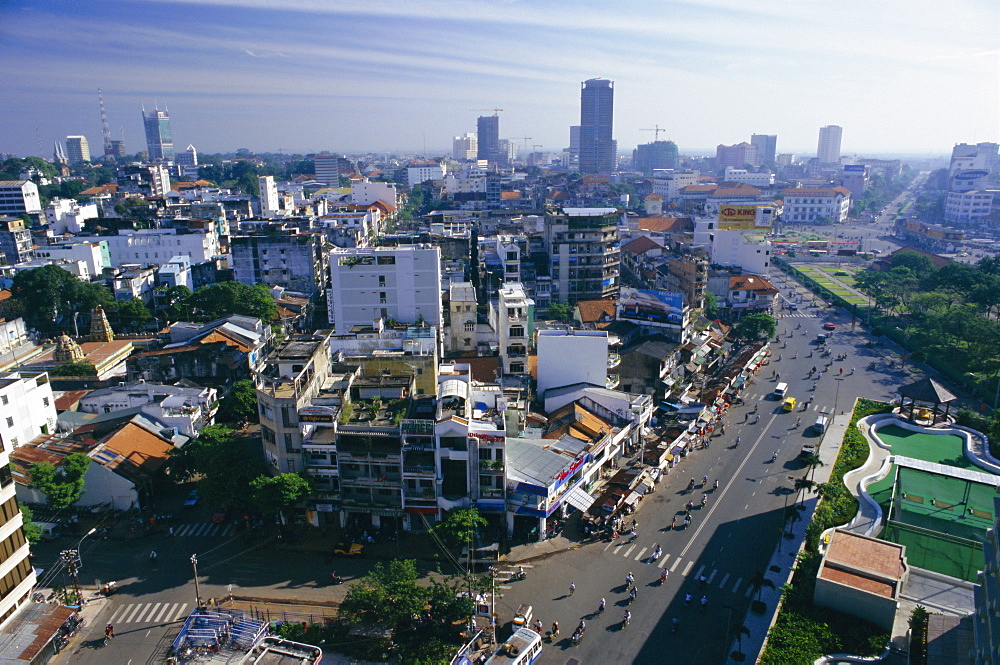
xmin=657 ymin=554 xmax=669 ymax=567
xmin=694 ymin=565 xmax=705 ymax=579
xmin=135 ymin=604 xmax=158 ymax=623
xmin=707 ymin=569 xmax=718 ymax=584
xmin=623 ymin=544 xmax=636 ymax=558
xmin=152 ymin=603 xmax=176 ymax=623
xmin=634 ymin=547 xmax=647 ymax=561
xmin=682 ymin=561 xmax=694 ymax=576
xmin=719 ymin=573 xmax=730 ymax=588
xmin=122 ymin=603 xmax=146 ymax=623
xmin=173 ymin=522 xmax=237 ymax=537
xmin=745 ymin=586 xmax=753 ymax=597
xmin=670 ymin=558 xmax=682 ymax=572
xmin=732 ymin=577 xmax=743 ymax=593
xmin=108 ymin=602 xmax=189 ymax=625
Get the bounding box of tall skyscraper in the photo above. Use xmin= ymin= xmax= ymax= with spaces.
xmin=142 ymin=107 xmax=174 ymax=161
xmin=476 ymin=115 xmax=500 ymax=162
xmin=633 ymin=140 xmax=679 ymax=175
xmin=750 ymin=134 xmax=777 ymax=166
xmin=579 ymin=78 xmax=614 ymax=174
xmin=567 ymin=125 xmax=581 ymax=170
xmin=65 ymin=136 xmax=91 ymax=164
xmin=817 ymin=125 xmax=843 ymax=163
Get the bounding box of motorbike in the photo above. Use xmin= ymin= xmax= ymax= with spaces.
xmin=510 ymin=569 xmax=527 ymax=582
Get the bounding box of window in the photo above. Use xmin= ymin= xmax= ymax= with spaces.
xmin=4 ymin=418 xmax=11 ymax=428
xmin=377 ymin=255 xmax=395 ymax=265
xmin=0 ymin=396 xmax=6 ymax=406
xmin=379 ymin=292 xmax=387 ymax=303
xmin=509 ymin=325 xmax=524 ymax=338
xmin=42 ymin=397 xmax=49 ymax=408
xmin=378 ymin=275 xmax=386 ymax=286
xmin=464 ymin=321 xmax=475 ymax=332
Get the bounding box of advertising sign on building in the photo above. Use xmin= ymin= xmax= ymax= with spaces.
xmin=619 ymin=288 xmax=684 ymax=324
xmin=718 ymin=204 xmax=773 ymax=230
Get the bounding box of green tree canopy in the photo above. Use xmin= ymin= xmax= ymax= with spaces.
xmin=166 ymin=425 xmax=268 ymax=511
xmin=29 ymin=453 xmax=91 ymax=510
xmin=248 ymin=473 xmax=311 ymax=517
xmin=49 ymin=361 xmax=97 ymax=377
xmin=890 ymin=250 xmax=934 ymax=274
xmin=703 ymin=290 xmax=720 ymax=320
xmin=187 ymin=282 xmax=276 ymax=322
xmin=10 ymin=264 xmax=113 ymax=334
xmin=732 ymin=312 xmax=776 ymax=341
xmin=430 ymin=506 xmax=488 ymax=549
xmin=112 ymin=298 xmax=153 ymax=333
xmin=549 ymin=301 xmax=574 ymax=320
xmin=19 ymin=503 xmax=43 ymax=545
xmin=216 ymin=379 xmax=259 ymax=425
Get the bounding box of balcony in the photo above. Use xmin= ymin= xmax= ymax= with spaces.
xmin=403 ymin=464 xmax=436 ymax=476
xmin=606 ymin=374 xmax=620 ymax=390
xmin=340 ymin=473 xmax=402 ymax=487
xmin=607 ymin=353 xmax=621 ymax=369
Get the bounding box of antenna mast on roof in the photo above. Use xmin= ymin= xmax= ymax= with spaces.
xmin=99 ymin=88 xmax=113 ymax=159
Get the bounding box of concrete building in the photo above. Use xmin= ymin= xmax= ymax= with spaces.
xmin=44 ymin=197 xmax=99 ymax=234
xmin=157 ymin=254 xmax=193 ymax=291
xmin=579 ymin=79 xmax=615 ymax=174
xmin=536 ymin=329 xmax=609 ymax=396
xmin=406 ymin=161 xmax=446 ymax=187
xmin=633 ymin=141 xmax=679 ymax=175
xmin=78 ymin=382 xmax=217 ymax=437
xmin=974 ymin=497 xmax=1000 ymax=664
xmin=35 ymin=239 xmax=109 ymax=276
xmin=255 ymin=332 xmax=335 ymax=474
xmin=840 ymin=164 xmax=870 ymax=197
xmin=230 ymin=231 xmax=326 ymax=296
xmin=750 ymin=134 xmax=777 ymax=166
xmin=723 ymin=168 xmax=775 ymax=187
xmin=477 ymin=115 xmax=501 ymax=163
xmin=104 ymin=228 xmax=221 ymax=267
xmin=65 ymin=135 xmax=91 ymax=164
xmin=715 ymin=142 xmax=758 ymax=169
xmin=453 ymin=133 xmax=478 ymax=161
xmin=327 ymin=245 xmax=442 ymax=333
xmin=782 ymin=187 xmax=851 ymax=224
xmin=142 ymin=107 xmax=174 ymax=161
xmin=544 ymin=207 xmax=621 ymax=304
xmin=950 ymin=142 xmax=998 ymax=177
xmin=693 ymin=218 xmax=772 ymax=275
xmin=0 ymin=403 xmax=36 ymax=627
xmin=314 ymin=153 xmax=340 ymax=186
xmin=566 ymin=125 xmax=581 ymax=171
xmin=0 ymin=181 xmax=42 ymax=216
xmin=0 ymin=218 xmax=34 ymax=265
xmin=651 ymin=171 xmax=701 ymax=200
xmin=446 ymin=282 xmax=479 ymax=355
xmin=945 ymin=190 xmax=995 ymax=225
xmin=116 ymin=163 xmax=171 ymax=198
xmin=0 ymin=371 xmax=57 ymax=450
xmin=175 ymin=144 xmax=198 ymax=169
xmin=491 ymin=282 xmax=534 ymax=377
xmin=258 ymin=175 xmax=281 ymax=216
xmin=817 ymin=125 xmax=843 ymax=164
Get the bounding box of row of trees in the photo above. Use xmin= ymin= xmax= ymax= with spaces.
xmin=5 ymin=265 xmax=277 ymax=336
xmin=849 ymin=169 xmax=915 ymax=217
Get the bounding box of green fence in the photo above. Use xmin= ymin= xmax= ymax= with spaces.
xmin=880 ymin=520 xmax=983 ymax=582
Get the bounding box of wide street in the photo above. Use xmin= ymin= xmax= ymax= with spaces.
xmin=498 ymin=280 xmax=918 ymax=664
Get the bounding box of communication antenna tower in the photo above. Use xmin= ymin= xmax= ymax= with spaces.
xmin=99 ymin=88 xmax=113 ymax=158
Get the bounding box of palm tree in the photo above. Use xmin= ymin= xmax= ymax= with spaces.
xmin=815 ymin=481 xmax=840 ymax=503
xmin=749 ymin=571 xmax=776 ymax=602
xmin=793 ymin=476 xmax=815 ymax=506
xmin=801 ymin=453 xmax=824 ymax=480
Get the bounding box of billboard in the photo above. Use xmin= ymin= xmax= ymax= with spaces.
xmin=718 ymin=204 xmax=773 ymax=230
xmin=619 ymin=288 xmax=684 ymax=325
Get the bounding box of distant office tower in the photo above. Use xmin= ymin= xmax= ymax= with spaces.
xmin=567 ymin=125 xmax=581 ymax=170
xmin=453 ymin=133 xmax=478 ymax=160
xmin=314 ymin=153 xmax=340 ymax=185
xmin=633 ymin=140 xmax=679 ymax=175
xmin=716 ymin=142 xmax=757 ymax=170
xmin=750 ymin=134 xmax=777 ymax=166
xmin=65 ymin=136 xmax=91 ymax=164
xmin=817 ymin=125 xmax=843 ymax=163
xmin=579 ymin=79 xmax=615 ymax=174
xmin=108 ymin=139 xmax=126 ymax=159
xmin=142 ymin=107 xmax=174 ymax=161
xmin=477 ymin=115 xmax=500 ymax=162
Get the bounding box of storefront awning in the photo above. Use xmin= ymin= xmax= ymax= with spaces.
xmin=623 ymin=491 xmax=642 ymax=506
xmin=564 ymin=485 xmax=597 ymax=513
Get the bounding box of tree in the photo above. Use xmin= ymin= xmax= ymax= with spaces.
xmin=890 ymin=250 xmax=934 ymax=275
xmin=216 ymin=379 xmax=259 ymax=425
xmin=703 ymin=290 xmax=720 ymax=320
xmin=800 ymin=453 xmax=824 ymax=480
xmin=187 ymin=282 xmax=276 ymax=322
xmin=166 ymin=425 xmax=267 ymax=511
xmin=430 ymin=507 xmax=488 ymax=549
xmin=549 ymin=301 xmax=574 ymax=321
xmin=29 ymin=453 xmax=91 ymax=510
xmin=249 ymin=473 xmax=311 ymax=518
xmin=10 ymin=264 xmax=113 ymax=334
xmin=732 ymin=312 xmax=776 ymax=341
xmin=793 ymin=477 xmax=815 ymax=506
xmin=748 ymin=571 xmax=776 ymax=602
xmin=19 ymin=503 xmax=43 ymax=545
xmin=112 ymin=298 xmax=153 ymax=333
xmin=49 ymin=361 xmax=96 ymax=376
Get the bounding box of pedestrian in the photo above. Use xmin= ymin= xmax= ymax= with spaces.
xmin=569 ymin=582 xmax=576 ymax=596
xmin=169 ymin=526 xmax=175 ymax=537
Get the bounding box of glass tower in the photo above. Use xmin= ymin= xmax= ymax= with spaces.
xmin=579 ymin=79 xmax=614 ymax=174
xmin=143 ymin=108 xmax=175 ymax=161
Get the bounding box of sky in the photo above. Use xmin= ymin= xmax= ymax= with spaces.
xmin=1 ymin=0 xmax=998 ymax=159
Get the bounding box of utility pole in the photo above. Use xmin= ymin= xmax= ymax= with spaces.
xmin=191 ymin=554 xmax=202 ymax=607
xmin=60 ymin=549 xmax=82 ymax=604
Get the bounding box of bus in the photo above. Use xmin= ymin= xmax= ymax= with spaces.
xmin=484 ymin=628 xmax=543 ymax=665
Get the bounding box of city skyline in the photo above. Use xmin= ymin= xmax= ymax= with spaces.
xmin=1 ymin=0 xmax=997 ymax=159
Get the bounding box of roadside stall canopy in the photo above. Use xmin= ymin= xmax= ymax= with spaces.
xmin=563 ymin=485 xmax=596 ymax=512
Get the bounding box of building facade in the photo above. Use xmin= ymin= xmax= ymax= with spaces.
xmin=544 ymin=207 xmax=620 ymax=304
xmin=0 ymin=218 xmax=34 ymax=265
xmin=817 ymin=125 xmax=843 ymax=164
xmin=633 ymin=141 xmax=679 ymax=175
xmin=476 ymin=115 xmax=500 ymax=163
xmin=142 ymin=108 xmax=174 ymax=161
xmin=750 ymin=134 xmax=777 ymax=166
xmin=493 ymin=282 xmax=534 ymax=377
xmin=782 ymin=187 xmax=851 ymax=224
xmin=453 ymin=133 xmax=478 ymax=161
xmin=579 ymin=79 xmax=615 ymax=174
xmin=104 ymin=228 xmax=221 ymax=267
xmin=0 ymin=181 xmax=42 ymax=217
xmin=716 ymin=142 xmax=758 ymax=169
xmin=230 ymin=231 xmax=326 ymax=296
xmin=65 ymin=136 xmax=91 ymax=164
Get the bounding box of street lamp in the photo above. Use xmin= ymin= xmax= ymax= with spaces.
xmin=191 ymin=554 xmax=202 ymax=608
xmin=60 ymin=527 xmax=97 ymax=605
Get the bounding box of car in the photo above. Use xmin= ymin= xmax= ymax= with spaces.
xmin=782 ymin=397 xmax=797 ymax=412
xmin=212 ymin=507 xmax=228 ymax=524
xmin=333 ymin=542 xmax=364 ymax=557
xmin=648 ymin=467 xmax=662 ymax=483
xmin=801 ymin=443 xmax=819 ymax=456
xmin=183 ymin=490 xmax=199 ymax=508
xmin=788 ymin=303 xmax=799 ymax=311
xmin=822 ymin=322 xmax=836 ymax=331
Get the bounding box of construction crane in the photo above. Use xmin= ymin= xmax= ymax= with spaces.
xmin=513 ymin=136 xmax=532 ymax=156
xmin=99 ymin=88 xmax=113 ymax=158
xmin=640 ymin=125 xmax=668 ymax=141
xmin=469 ymin=108 xmax=504 ymax=116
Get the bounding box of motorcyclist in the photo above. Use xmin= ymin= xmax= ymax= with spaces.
xmin=652 ymin=544 xmax=662 ymax=560
xmin=771 ymin=451 xmax=778 ymax=462
xmin=599 ymin=597 xmax=606 ymax=612
xmin=671 ymin=617 xmax=679 ymax=632
xmin=713 ymin=479 xmax=720 ymax=490
xmin=149 ymin=550 xmax=157 ymax=563
xmin=701 ymin=475 xmax=708 ymax=486
xmin=700 ymin=595 xmax=708 ymax=610
xmin=661 ymin=569 xmax=668 ymax=583
xmin=623 ymin=610 xmax=631 ymax=626
xmin=629 ymin=587 xmax=637 ymax=601
xmin=684 ymin=593 xmax=693 ymax=606
xmin=626 ymin=572 xmax=634 ymax=588
xmin=701 ymin=494 xmax=707 ymax=507
xmin=735 ymin=437 xmax=741 ymax=447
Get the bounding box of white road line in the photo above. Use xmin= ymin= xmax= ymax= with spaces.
xmin=133 ymin=603 xmax=158 ymax=624
xmin=634 ymin=547 xmax=647 ymax=561
xmin=152 ymin=603 xmax=177 ymax=623
xmin=732 ymin=577 xmax=743 ymax=593
xmin=175 ymin=524 xmax=194 ymax=536
xmin=122 ymin=603 xmax=148 ymax=623
xmin=518 ymin=564 xmax=534 ymax=568
xmin=623 ymin=544 xmax=636 ymax=558
xmin=498 ymin=585 xmax=511 ymax=590
xmin=670 ymin=558 xmax=682 ymax=572
xmin=603 ymin=541 xmax=614 ymax=552
xmin=222 ymin=523 xmax=236 ymax=536
xmin=107 ymin=605 xmax=128 ymax=624
xmin=694 ymin=565 xmax=705 ymax=579
xmin=745 ymin=587 xmax=753 ymax=597
xmin=658 ymin=554 xmax=670 ymax=567
xmin=682 ymin=561 xmax=694 ymax=576
xmin=171 ymin=604 xmax=189 ymax=621
xmin=707 ymin=569 xmax=718 ymax=584
xmin=719 ymin=573 xmax=730 ymax=588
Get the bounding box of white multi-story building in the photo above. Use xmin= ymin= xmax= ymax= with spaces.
xmin=158 ymin=255 xmax=193 ymax=290
xmin=651 ymin=171 xmax=701 ymax=200
xmin=258 ymin=175 xmax=281 ymax=217
xmin=453 ymin=133 xmax=478 ymax=161
xmin=723 ymin=168 xmax=775 ymax=187
xmin=693 ymin=217 xmax=773 ymax=275
xmin=0 ymin=318 xmax=28 ymax=357
xmin=79 ymin=382 xmax=217 ymax=438
xmin=44 ymin=197 xmax=99 ymax=234
xmin=0 ymin=421 xmax=35 ymax=627
xmin=103 ymin=228 xmax=221 ymax=267
xmin=116 ymin=163 xmax=171 ymax=198
xmin=314 ymin=153 xmax=340 ymax=186
xmin=782 ymin=187 xmax=851 ymax=224
xmin=0 ymin=181 xmax=42 ymax=216
xmin=945 ymin=190 xmax=996 ymax=225
xmin=491 ymin=282 xmax=534 ymax=377
xmin=327 ymin=245 xmax=442 ymax=333
xmin=950 ymin=142 xmax=998 ymax=177
xmin=442 ymin=172 xmax=488 ymax=195
xmin=817 ymin=125 xmax=843 ymax=163
xmin=65 ymin=135 xmax=91 ymax=164
xmin=351 ymin=179 xmax=399 ymax=207
xmin=0 ymin=371 xmax=57 ymax=450
xmin=35 ymin=240 xmax=109 ymax=277
xmin=536 ymin=329 xmax=609 ymax=396
xmin=406 ymin=161 xmax=447 ymax=187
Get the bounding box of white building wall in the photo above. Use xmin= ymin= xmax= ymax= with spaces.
xmin=44 ymin=198 xmax=99 ymax=234
xmin=652 ymin=172 xmax=700 ymax=200
xmin=0 ymin=181 xmax=42 ymax=216
xmin=723 ymin=168 xmax=775 ymax=187
xmin=258 ymin=175 xmax=281 ymax=216
xmin=351 ymin=180 xmax=399 ymax=206
xmin=34 ymin=241 xmax=108 ymax=276
xmin=536 ymin=330 xmax=608 ymax=396
xmin=407 ymin=163 xmax=447 ymax=187
xmin=0 ymin=372 xmax=57 ymax=450
xmin=104 ymin=229 xmax=220 ymax=267
xmin=328 ymin=246 xmax=442 ymax=333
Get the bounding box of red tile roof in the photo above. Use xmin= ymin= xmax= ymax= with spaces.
xmin=621 ymin=236 xmax=663 ymax=255
xmin=638 ymin=216 xmax=693 ymax=233
xmin=729 ymin=275 xmax=778 ymax=294
xmin=574 ymin=299 xmax=617 ymax=323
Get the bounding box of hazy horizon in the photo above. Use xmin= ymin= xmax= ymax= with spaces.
xmin=2 ymin=0 xmax=997 ymax=160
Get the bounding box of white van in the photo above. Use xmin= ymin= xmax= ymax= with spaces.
xmin=772 ymin=383 xmax=788 ymax=399
xmin=812 ymin=416 xmax=829 ymax=433
xmin=31 ymin=522 xmax=61 ymax=541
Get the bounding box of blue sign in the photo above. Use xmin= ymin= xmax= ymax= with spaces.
xmin=619 ymin=288 xmax=684 ymax=324
xmin=954 ymin=170 xmax=990 ymax=180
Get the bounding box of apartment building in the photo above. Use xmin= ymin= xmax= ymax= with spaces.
xmin=0 ymin=218 xmax=34 ymax=265
xmin=0 ymin=182 xmax=42 ymax=217
xmin=545 ymin=207 xmax=620 ymax=304
xmin=491 ymin=282 xmax=534 ymax=377
xmin=104 ymin=228 xmax=221 ymax=267
xmin=945 ymin=190 xmax=995 ymax=225
xmin=0 ymin=371 xmax=57 ymax=450
xmin=327 ymin=246 xmax=442 ymax=333
xmin=782 ymin=187 xmax=851 ymax=224
xmin=230 ymin=231 xmax=326 ymax=296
